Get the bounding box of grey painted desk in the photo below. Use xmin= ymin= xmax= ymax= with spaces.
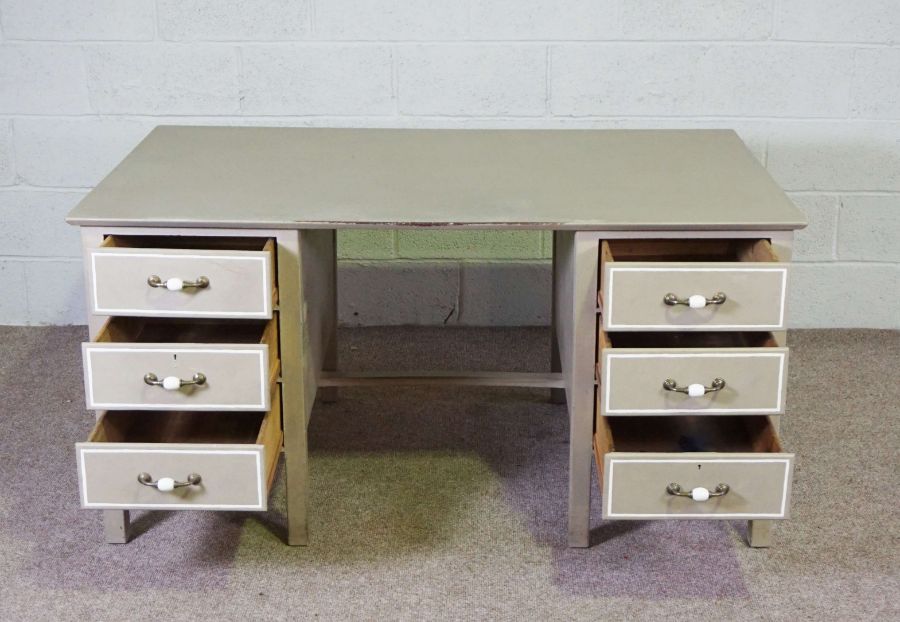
xmin=68 ymin=127 xmax=806 ymax=548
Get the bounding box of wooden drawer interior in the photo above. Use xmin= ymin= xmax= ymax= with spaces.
xmin=597 ymin=415 xmax=783 ymax=456
xmin=96 ymin=316 xmax=278 ymax=348
xmin=102 ymin=235 xmax=273 ymax=253
xmin=598 ymin=328 xmax=778 ymax=352
xmin=601 ymin=238 xmax=779 ymax=265
xmin=89 ymin=409 xmax=273 ymax=445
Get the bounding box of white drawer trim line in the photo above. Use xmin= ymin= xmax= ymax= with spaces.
xmin=604 ymin=352 xmax=786 ymax=414
xmin=79 ymin=448 xmax=264 ymax=510
xmin=85 ymin=348 xmax=267 ymax=410
xmin=91 ymin=252 xmax=270 ymax=318
xmin=607 ymin=267 xmax=788 ymax=330
xmin=606 ymin=458 xmax=791 ymax=519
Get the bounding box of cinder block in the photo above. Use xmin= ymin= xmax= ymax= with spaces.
xmin=788 ymin=263 xmax=899 ymax=328
xmin=0 ymin=190 xmax=85 ymax=257
xmin=85 ymin=44 xmax=240 ymax=114
xmin=551 ymin=45 xmax=853 ymax=117
xmin=0 ymin=0 xmax=155 ymax=41
xmin=241 ymin=46 xmax=393 ymax=115
xmin=788 ymin=194 xmax=838 ymax=261
xmin=621 ymin=0 xmax=770 ymax=40
xmin=837 ymin=195 xmax=900 ymax=262
xmin=540 ymin=231 xmax=553 ymax=259
xmin=158 ymin=0 xmax=309 ymax=41
xmin=14 ymin=117 xmax=153 ymax=187
xmin=774 ymin=0 xmax=900 ymax=43
xmin=767 ymin=122 xmax=900 ymax=191
xmin=0 ymin=261 xmax=28 ymax=324
xmin=338 ymin=261 xmax=459 ymax=326
xmin=0 ymin=45 xmax=91 ymax=114
xmin=468 ymin=0 xmax=616 ymax=40
xmin=24 ymin=259 xmax=86 ymax=325
xmin=458 ymin=262 xmax=550 ymax=326
xmin=397 ymin=230 xmax=543 ymax=259
xmin=337 ymin=230 xmax=395 ymax=260
xmin=851 ymin=49 xmax=900 ymax=120
xmin=316 ymin=0 xmax=467 ymax=40
xmin=398 ymin=45 xmax=546 ymax=116
xmin=0 ymin=121 xmax=13 ymax=185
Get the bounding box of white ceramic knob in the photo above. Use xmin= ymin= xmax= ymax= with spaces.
xmin=691 ymin=487 xmax=710 ymax=502
xmin=162 ymin=376 xmax=181 ymax=391
xmin=156 ymin=477 xmax=175 ymax=492
xmin=688 ymin=294 xmax=707 ymax=309
xmin=687 ymin=383 xmax=705 ymax=397
xmin=165 ymin=277 xmax=184 ymax=291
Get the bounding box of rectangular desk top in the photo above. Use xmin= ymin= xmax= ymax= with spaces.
xmin=67 ymin=127 xmax=805 ymax=231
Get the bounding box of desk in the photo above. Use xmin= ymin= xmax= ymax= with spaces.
xmin=67 ymin=127 xmax=805 ymax=548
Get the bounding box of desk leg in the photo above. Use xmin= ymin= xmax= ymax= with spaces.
xmin=277 ymin=231 xmax=310 ymax=546
xmin=320 ymin=230 xmax=339 ymax=403
xmin=560 ymin=232 xmax=595 ymax=548
xmin=748 ymin=520 xmax=773 ymax=547
xmin=550 ymin=231 xmax=565 ymax=405
xmin=103 ymin=510 xmax=130 ymax=544
xmin=83 ymin=230 xmax=132 ymax=545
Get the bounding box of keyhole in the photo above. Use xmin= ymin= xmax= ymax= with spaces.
xmin=697 ymin=464 xmax=702 ymax=470
xmin=173 ymin=354 xmax=177 ymax=360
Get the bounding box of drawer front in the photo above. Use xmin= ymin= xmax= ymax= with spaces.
xmin=599 ymin=347 xmax=788 ymax=415
xmin=90 ymin=246 xmax=274 ymax=319
xmin=601 ymin=451 xmax=794 ymax=520
xmin=83 ymin=343 xmax=271 ymax=411
xmin=602 ymin=262 xmax=788 ymax=331
xmin=76 ymin=444 xmax=269 ymax=510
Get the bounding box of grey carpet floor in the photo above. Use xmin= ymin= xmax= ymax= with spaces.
xmin=0 ymin=326 xmax=897 ymax=621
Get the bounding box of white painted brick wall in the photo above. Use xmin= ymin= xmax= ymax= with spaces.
xmin=851 ymin=49 xmax=900 ymax=119
xmin=316 ymin=0 xmax=466 ymax=41
xmin=0 ymin=190 xmax=84 ymax=256
xmin=158 ymin=0 xmax=310 ymax=41
xmin=85 ymin=44 xmax=240 ymax=114
xmin=0 ymin=120 xmax=13 ymax=185
xmin=619 ymin=0 xmax=771 ymax=40
xmin=13 ymin=117 xmax=154 ymax=187
xmin=0 ymin=1 xmax=897 ymax=328
xmin=468 ymin=1 xmax=617 ymax=40
xmin=0 ymin=45 xmax=91 ymax=114
xmin=398 ymin=45 xmax=546 ymax=116
xmin=241 ymin=46 xmax=394 ymax=115
xmin=774 ymin=0 xmax=900 ymax=44
xmin=0 ymin=0 xmax=155 ymax=41
xmin=551 ymin=45 xmax=854 ymax=117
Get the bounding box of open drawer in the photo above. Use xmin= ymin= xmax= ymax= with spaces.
xmin=599 ymin=239 xmax=788 ymax=331
xmin=596 ymin=328 xmax=788 ymax=416
xmin=88 ymin=236 xmax=276 ymax=319
xmin=76 ymin=390 xmax=282 ymax=511
xmin=82 ymin=316 xmax=279 ymax=411
xmin=594 ymin=415 xmax=793 ymax=520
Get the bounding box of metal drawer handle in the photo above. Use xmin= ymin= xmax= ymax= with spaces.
xmin=663 ymin=292 xmax=726 ymax=308
xmin=138 ymin=472 xmax=202 ymax=492
xmin=663 ymin=377 xmax=725 ymax=397
xmin=147 ymin=275 xmax=210 ymax=291
xmin=144 ymin=372 xmax=206 ymax=390
xmin=667 ymin=482 xmax=729 ymax=501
